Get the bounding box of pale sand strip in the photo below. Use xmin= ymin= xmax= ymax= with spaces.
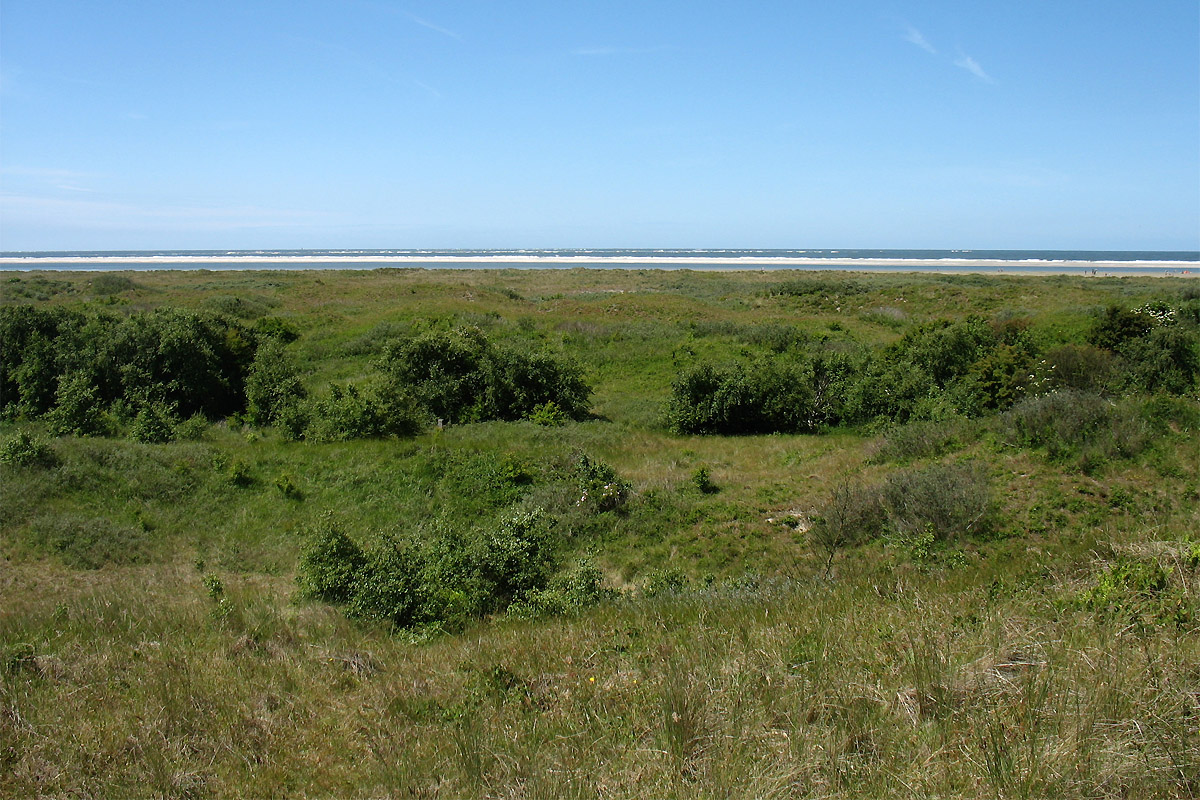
xmin=0 ymin=254 xmax=1196 ymax=273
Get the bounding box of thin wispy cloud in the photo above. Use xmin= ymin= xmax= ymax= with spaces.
xmin=954 ymin=51 xmax=994 ymax=83
xmin=404 ymin=12 xmax=462 ymax=41
xmin=903 ymin=25 xmax=937 ymax=55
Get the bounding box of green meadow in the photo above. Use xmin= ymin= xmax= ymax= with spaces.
xmin=2 ymin=267 xmax=1198 ymax=798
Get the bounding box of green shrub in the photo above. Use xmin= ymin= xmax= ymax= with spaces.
xmin=0 ymin=431 xmax=58 ymax=468
xmin=345 ymin=537 xmax=425 ymax=627
xmin=642 ymin=567 xmax=688 ymax=597
xmin=1044 ymin=344 xmax=1115 ymax=393
xmin=525 ymin=400 xmax=568 ymax=426
xmin=46 ymin=373 xmax=112 ymax=437
xmin=129 ymin=403 xmax=177 ymax=444
xmin=174 ymin=413 xmax=210 ymax=441
xmin=665 ymin=358 xmax=817 ymax=435
xmin=245 ymin=338 xmax=307 ymax=428
xmin=380 ymin=326 xmax=591 ymax=423
xmin=89 ymin=274 xmax=137 ymax=295
xmin=691 ymin=466 xmax=719 ymax=494
xmin=1003 ymin=390 xmax=1152 ymax=468
xmin=1119 ymin=326 xmax=1199 ymax=395
xmin=870 ymin=418 xmax=972 ymax=462
xmin=512 ymin=561 xmax=614 ymax=617
xmin=881 ymin=461 xmax=993 ymax=541
xmin=573 ymin=453 xmax=630 ymax=511
xmin=768 ymin=278 xmax=866 ymax=297
xmin=297 ymin=516 xmax=366 ymax=604
xmin=1078 ymin=556 xmax=1190 ymax=627
xmin=298 ymin=507 xmax=562 ymax=631
xmin=303 ymin=382 xmax=422 ymax=442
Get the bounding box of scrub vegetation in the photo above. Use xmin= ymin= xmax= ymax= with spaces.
xmin=2 ymin=267 xmax=1198 ymax=797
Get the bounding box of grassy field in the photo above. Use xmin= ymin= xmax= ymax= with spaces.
xmin=2 ymin=268 xmax=1198 ymax=798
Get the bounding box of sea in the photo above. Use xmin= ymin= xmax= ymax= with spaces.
xmin=1 ymin=248 xmax=1197 ymax=275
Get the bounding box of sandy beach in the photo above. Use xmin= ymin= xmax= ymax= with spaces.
xmin=1 ymin=253 xmax=1196 ymax=274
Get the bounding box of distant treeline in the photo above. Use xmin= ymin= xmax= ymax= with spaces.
xmin=666 ymin=300 xmax=1200 ymax=435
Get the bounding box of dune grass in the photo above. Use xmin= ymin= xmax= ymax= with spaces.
xmin=2 ymin=267 xmax=1198 ymax=797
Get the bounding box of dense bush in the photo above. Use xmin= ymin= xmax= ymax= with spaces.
xmin=1002 ymin=390 xmax=1152 ymax=470
xmin=1088 ymin=303 xmax=1199 ymax=395
xmin=379 ymin=327 xmax=591 ymax=424
xmin=244 ymin=338 xmax=307 ymax=428
xmin=0 ymin=431 xmax=58 ymax=468
xmin=297 ymin=506 xmax=572 ymax=631
xmin=665 ymin=358 xmax=818 ymax=435
xmin=303 ymin=382 xmax=422 ymax=442
xmin=1 ymin=305 xmax=258 ymax=430
xmin=813 ymin=461 xmax=993 ymax=567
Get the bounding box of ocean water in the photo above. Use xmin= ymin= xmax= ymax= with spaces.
xmin=0 ymin=248 xmax=1197 ymax=274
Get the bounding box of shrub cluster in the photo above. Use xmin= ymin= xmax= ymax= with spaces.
xmin=378 ymin=326 xmax=591 ymax=424
xmin=812 ymin=461 xmax=994 ymax=568
xmin=668 ymin=304 xmax=1198 ymax=436
xmin=298 ymin=507 xmax=577 ymax=631
xmin=1002 ymin=390 xmax=1152 ymax=471
xmin=1 ymin=305 xmax=257 ymax=437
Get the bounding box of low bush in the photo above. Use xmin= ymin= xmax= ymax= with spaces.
xmin=1003 ymin=390 xmax=1152 ymax=469
xmin=245 ymin=338 xmax=307 ymax=428
xmin=379 ymin=327 xmax=591 ymax=424
xmin=665 ymin=359 xmax=816 ymax=435
xmin=811 ymin=479 xmax=887 ymax=576
xmin=0 ymin=431 xmax=58 ymax=468
xmin=511 ymin=561 xmax=614 ymax=617
xmin=869 ymin=418 xmax=973 ymax=462
xmin=303 ymin=382 xmax=422 ymax=442
xmin=881 ymin=461 xmax=993 ymax=541
xmin=297 ymin=506 xmax=565 ymax=632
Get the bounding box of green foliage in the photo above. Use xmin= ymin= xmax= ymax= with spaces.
xmin=46 ymin=372 xmax=113 ymax=437
xmin=1003 ymin=390 xmax=1152 ymax=469
xmin=1078 ymin=555 xmax=1191 ymax=627
xmin=525 ymin=400 xmax=567 ymax=426
xmin=1119 ymin=325 xmax=1199 ymax=395
xmin=812 ymin=479 xmax=886 ymax=571
xmin=89 ymin=275 xmax=137 ymax=295
xmin=511 ymin=561 xmax=614 ymax=617
xmin=0 ymin=431 xmax=58 ymax=468
xmin=768 ymin=278 xmax=866 ymax=297
xmin=573 ymin=453 xmax=630 ymax=511
xmin=881 ymin=461 xmax=993 ymax=541
xmin=245 ymin=338 xmax=308 ymax=428
xmin=275 ymin=473 xmax=304 ymax=500
xmin=870 ymin=418 xmax=972 ymax=462
xmin=1089 ymin=304 xmax=1155 ymax=351
xmin=129 ymin=403 xmax=177 ymax=444
xmin=297 ymin=516 xmax=366 ymax=604
xmin=691 ymin=466 xmax=718 ymax=494
xmin=298 ymin=507 xmax=563 ymax=631
xmin=665 ymin=358 xmax=817 ymax=435
xmin=379 ymin=326 xmax=591 ymax=424
xmin=1 ymin=305 xmax=257 ymax=427
xmin=252 ymin=316 xmax=300 ymax=343
xmin=303 ymin=381 xmax=421 ymax=442
xmin=642 ymin=567 xmax=689 ymax=597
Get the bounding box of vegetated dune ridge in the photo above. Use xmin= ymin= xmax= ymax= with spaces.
xmin=1 ymin=267 xmax=1198 ymax=798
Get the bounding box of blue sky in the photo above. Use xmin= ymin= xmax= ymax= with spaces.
xmin=1 ymin=1 xmax=1197 ymax=251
